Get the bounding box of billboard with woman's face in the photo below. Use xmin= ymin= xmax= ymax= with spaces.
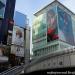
xmin=47 ymin=7 xmax=58 ymax=42
xmin=12 ymin=26 xmax=24 ymax=46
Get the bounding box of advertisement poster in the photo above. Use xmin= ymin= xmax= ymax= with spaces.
xmin=12 ymin=26 xmax=24 ymax=46
xmin=57 ymin=6 xmax=74 ymax=45
xmin=47 ymin=7 xmax=58 ymax=42
xmin=33 ymin=13 xmax=46 ymax=40
xmin=72 ymin=17 xmax=75 ymax=43
xmin=11 ymin=45 xmax=24 ymax=57
xmin=0 ymin=0 xmax=6 ymax=18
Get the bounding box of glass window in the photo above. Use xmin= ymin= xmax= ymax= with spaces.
xmin=0 ymin=0 xmax=6 ymax=18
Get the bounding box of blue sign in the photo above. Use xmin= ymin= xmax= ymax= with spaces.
xmin=14 ymin=11 xmax=27 ymax=28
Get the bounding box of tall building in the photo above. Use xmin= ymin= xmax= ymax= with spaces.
xmin=0 ymin=0 xmax=16 ymax=44
xmin=32 ymin=0 xmax=75 ymax=58
xmin=0 ymin=0 xmax=16 ymax=67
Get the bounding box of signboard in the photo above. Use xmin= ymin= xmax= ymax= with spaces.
xmin=72 ymin=17 xmax=75 ymax=43
xmin=57 ymin=6 xmax=74 ymax=45
xmin=14 ymin=11 xmax=27 ymax=28
xmin=47 ymin=7 xmax=58 ymax=42
xmin=12 ymin=26 xmax=24 ymax=46
xmin=33 ymin=13 xmax=46 ymax=40
xmin=11 ymin=45 xmax=24 ymax=57
xmin=0 ymin=0 xmax=6 ymax=18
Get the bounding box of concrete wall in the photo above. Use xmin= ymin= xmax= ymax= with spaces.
xmin=25 ymin=47 xmax=75 ymax=73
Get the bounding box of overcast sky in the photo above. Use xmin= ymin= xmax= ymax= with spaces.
xmin=15 ymin=0 xmax=75 ymax=54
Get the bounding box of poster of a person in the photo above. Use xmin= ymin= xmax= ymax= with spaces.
xmin=12 ymin=26 xmax=24 ymax=46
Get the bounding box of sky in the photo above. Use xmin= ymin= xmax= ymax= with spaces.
xmin=15 ymin=0 xmax=75 ymax=54
xmin=15 ymin=0 xmax=75 ymax=26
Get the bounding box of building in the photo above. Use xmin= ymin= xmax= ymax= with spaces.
xmin=0 ymin=0 xmax=16 ymax=45
xmin=0 ymin=0 xmax=16 ymax=64
xmin=32 ymin=0 xmax=75 ymax=58
xmin=10 ymin=11 xmax=30 ymax=65
xmin=0 ymin=0 xmax=16 ymax=69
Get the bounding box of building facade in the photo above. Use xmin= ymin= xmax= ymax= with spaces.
xmin=32 ymin=0 xmax=75 ymax=58
xmin=0 ymin=0 xmax=16 ymax=45
xmin=0 ymin=0 xmax=16 ymax=68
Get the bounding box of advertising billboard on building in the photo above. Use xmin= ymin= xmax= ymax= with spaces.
xmin=33 ymin=13 xmax=46 ymax=40
xmin=11 ymin=45 xmax=24 ymax=57
xmin=0 ymin=0 xmax=6 ymax=18
xmin=47 ymin=7 xmax=58 ymax=42
xmin=14 ymin=11 xmax=27 ymax=28
xmin=57 ymin=6 xmax=74 ymax=45
xmin=12 ymin=26 xmax=24 ymax=46
xmin=72 ymin=17 xmax=75 ymax=43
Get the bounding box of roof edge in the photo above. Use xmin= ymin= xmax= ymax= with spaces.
xmin=34 ymin=0 xmax=75 ymax=16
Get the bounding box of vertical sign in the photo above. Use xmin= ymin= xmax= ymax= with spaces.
xmin=11 ymin=26 xmax=24 ymax=57
xmin=47 ymin=7 xmax=58 ymax=42
xmin=58 ymin=7 xmax=74 ymax=45
xmin=12 ymin=26 xmax=24 ymax=46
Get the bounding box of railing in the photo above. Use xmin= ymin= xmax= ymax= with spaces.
xmin=0 ymin=64 xmax=29 ymax=75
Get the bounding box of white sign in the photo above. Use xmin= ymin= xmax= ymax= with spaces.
xmin=11 ymin=45 xmax=24 ymax=57
xmin=12 ymin=26 xmax=24 ymax=46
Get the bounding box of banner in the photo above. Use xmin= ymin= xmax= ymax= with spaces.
xmin=47 ymin=7 xmax=58 ymax=42
xmin=57 ymin=6 xmax=74 ymax=45
xmin=12 ymin=26 xmax=24 ymax=46
xmin=33 ymin=13 xmax=46 ymax=40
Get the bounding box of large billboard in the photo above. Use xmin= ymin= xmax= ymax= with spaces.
xmin=11 ymin=45 xmax=24 ymax=57
xmin=72 ymin=17 xmax=75 ymax=43
xmin=47 ymin=7 xmax=58 ymax=42
xmin=12 ymin=26 xmax=24 ymax=46
xmin=57 ymin=7 xmax=74 ymax=45
xmin=0 ymin=0 xmax=6 ymax=18
xmin=14 ymin=11 xmax=27 ymax=28
xmin=33 ymin=13 xmax=46 ymax=40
